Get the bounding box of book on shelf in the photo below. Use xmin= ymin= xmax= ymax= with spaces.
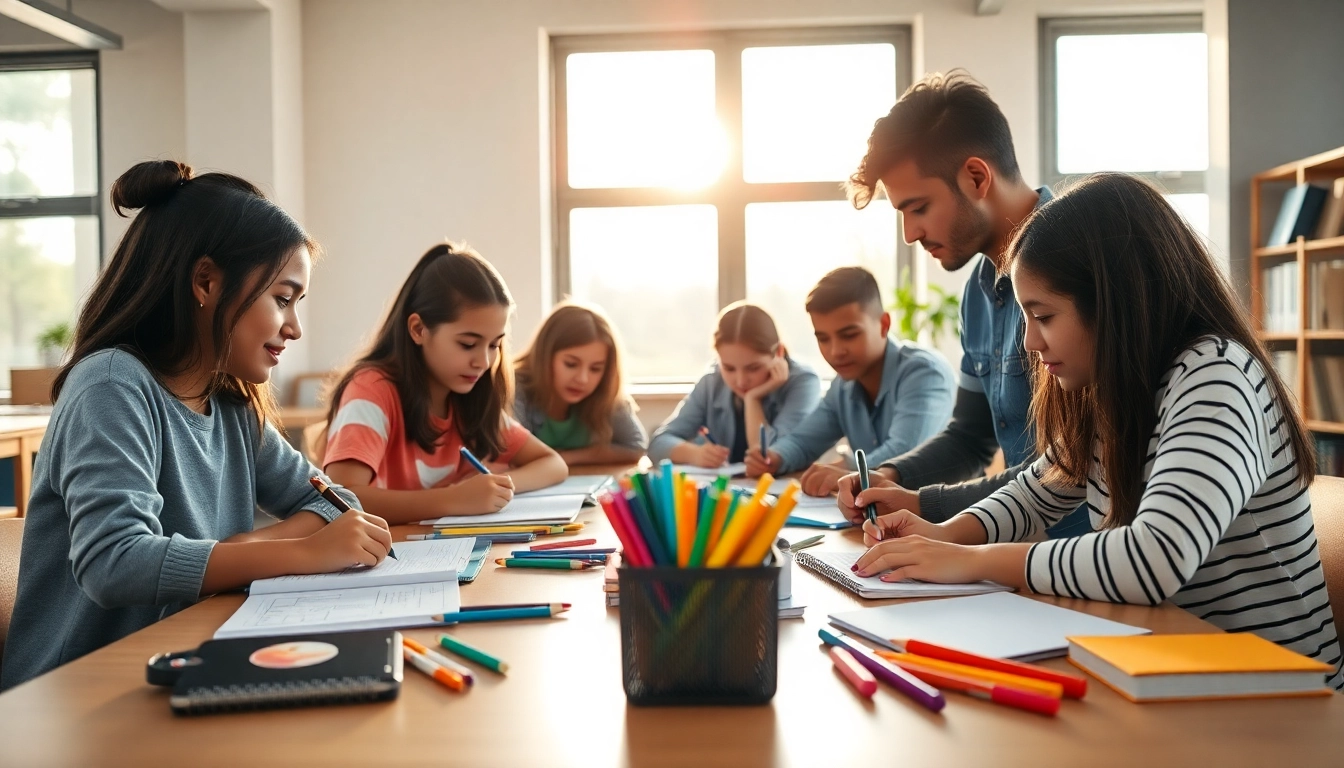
xmin=1316 ymin=435 xmax=1344 ymax=477
xmin=1271 ymin=349 xmax=1299 ymax=402
xmin=1261 ymin=261 xmax=1298 ymax=333
xmin=1267 ymin=183 xmax=1329 ymax=247
xmin=1311 ymin=356 xmax=1334 ymax=422
xmin=1315 ymin=178 xmax=1344 ymax=240
xmin=1309 ymin=260 xmax=1344 ymax=331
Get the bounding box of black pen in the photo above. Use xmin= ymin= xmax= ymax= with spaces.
xmin=854 ymin=449 xmax=879 ymax=531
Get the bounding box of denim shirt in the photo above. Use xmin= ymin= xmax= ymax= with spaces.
xmin=648 ymin=356 xmax=822 ymax=462
xmin=958 ymin=186 xmax=1053 ymax=467
xmin=770 ymin=338 xmax=955 ymax=473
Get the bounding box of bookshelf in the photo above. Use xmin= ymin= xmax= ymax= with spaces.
xmin=1250 ymin=145 xmax=1344 ymax=471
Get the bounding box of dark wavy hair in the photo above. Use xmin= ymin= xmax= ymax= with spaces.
xmin=849 ymin=70 xmax=1020 ymax=210
xmin=54 ymin=159 xmax=315 ymax=433
xmin=327 ymin=242 xmax=516 ymax=457
xmin=1005 ymin=172 xmax=1314 ymax=526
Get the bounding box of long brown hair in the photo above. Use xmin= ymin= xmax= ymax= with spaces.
xmin=1004 ymin=172 xmax=1314 ymax=527
xmin=714 ymin=301 xmax=783 ymax=355
xmin=514 ymin=302 xmax=630 ymax=444
xmin=55 ymin=160 xmax=314 ymax=434
xmin=326 ymin=242 xmax=515 ymax=457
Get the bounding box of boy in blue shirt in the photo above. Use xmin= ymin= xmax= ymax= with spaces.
xmin=745 ymin=267 xmax=954 ymax=497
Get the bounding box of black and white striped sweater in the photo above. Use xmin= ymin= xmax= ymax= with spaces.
xmin=966 ymin=337 xmax=1343 ymax=690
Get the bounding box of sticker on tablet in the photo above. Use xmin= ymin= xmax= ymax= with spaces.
xmin=248 ymin=641 xmax=339 ymax=670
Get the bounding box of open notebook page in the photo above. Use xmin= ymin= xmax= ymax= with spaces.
xmin=249 ymin=538 xmax=475 ymax=596
xmin=515 ymin=475 xmax=612 ymax=498
xmin=419 ymin=493 xmax=588 ymax=527
xmin=215 ymin=580 xmax=461 ymax=640
xmin=795 ymin=550 xmax=1011 ymax=600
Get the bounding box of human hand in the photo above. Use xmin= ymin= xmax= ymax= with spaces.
xmin=297 ymin=509 xmax=392 ymax=571
xmin=447 ymin=473 xmax=515 ymax=514
xmin=745 ymin=449 xmax=781 ymax=478
xmin=836 ymin=473 xmax=918 ymax=524
xmin=799 ymin=462 xmax=849 ymax=497
xmin=745 ymin=356 xmax=790 ymax=400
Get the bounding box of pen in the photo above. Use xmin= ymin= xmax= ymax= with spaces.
xmin=402 ymin=645 xmax=466 ymax=692
xmin=759 ymin=424 xmax=768 ymax=459
xmin=309 ymin=476 xmax=397 ymax=559
xmin=892 ymin=639 xmax=1087 ymax=698
xmin=698 ymin=426 xmax=718 ymax=445
xmin=787 ymin=534 xmax=824 ymax=552
xmin=459 ymin=446 xmax=491 ymax=475
xmin=819 ymin=629 xmax=945 ymax=712
xmin=402 ymin=636 xmax=473 ymax=686
xmin=853 ymin=449 xmax=878 ymax=532
xmin=829 ymin=646 xmax=877 ymax=698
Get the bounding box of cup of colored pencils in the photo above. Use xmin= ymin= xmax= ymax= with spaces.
xmin=596 ymin=459 xmax=801 ymax=706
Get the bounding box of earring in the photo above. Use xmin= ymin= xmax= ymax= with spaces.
xmin=199 ymin=302 xmax=204 ymax=308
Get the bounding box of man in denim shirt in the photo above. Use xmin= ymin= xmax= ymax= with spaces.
xmin=836 ymin=71 xmax=1089 ymax=537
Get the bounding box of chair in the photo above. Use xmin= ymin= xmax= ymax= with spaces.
xmin=303 ymin=420 xmax=328 ymax=468
xmin=0 ymin=517 xmax=25 ymax=663
xmin=1308 ymin=476 xmax=1344 ymax=644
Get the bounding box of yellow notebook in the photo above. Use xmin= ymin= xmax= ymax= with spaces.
xmin=1067 ymin=633 xmax=1334 ymax=702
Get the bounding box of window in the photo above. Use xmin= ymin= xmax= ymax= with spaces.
xmin=1041 ymin=16 xmax=1208 ymax=236
xmin=553 ymin=28 xmax=910 ymax=380
xmin=0 ymin=52 xmax=101 ymax=390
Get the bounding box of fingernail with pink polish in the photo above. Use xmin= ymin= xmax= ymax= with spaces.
xmin=850 ymin=564 xmax=858 ymax=572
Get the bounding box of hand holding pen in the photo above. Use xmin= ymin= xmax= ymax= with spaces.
xmin=307 ymin=476 xmax=397 ymax=564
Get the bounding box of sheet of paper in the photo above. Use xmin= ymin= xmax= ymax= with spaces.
xmin=785 ymin=504 xmax=853 ymax=528
xmin=674 ymin=462 xmax=746 ymax=478
xmin=249 ymin=538 xmax=476 ymax=595
xmin=419 ymin=493 xmax=587 ymax=527
xmin=515 ymin=475 xmax=612 ymax=498
xmin=214 ymin=580 xmax=461 ymax=639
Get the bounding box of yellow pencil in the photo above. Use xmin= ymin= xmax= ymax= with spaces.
xmin=705 ymin=485 xmax=734 ymax=554
xmin=735 ymin=481 xmax=801 ymax=566
xmin=705 ymin=474 xmax=774 ymax=567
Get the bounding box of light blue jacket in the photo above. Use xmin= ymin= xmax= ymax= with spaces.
xmin=648 ymin=357 xmax=821 ymax=462
xmin=770 ymin=338 xmax=955 ymax=473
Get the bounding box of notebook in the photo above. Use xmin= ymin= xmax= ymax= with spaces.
xmin=828 ymin=591 xmax=1150 ymax=662
xmin=1067 ymin=633 xmax=1335 ymax=701
xmin=456 ymin=539 xmax=493 ymax=583
xmin=795 ymin=549 xmax=1011 ymax=600
xmin=515 ymin=474 xmax=612 ymax=499
xmin=155 ymin=630 xmax=402 ymax=714
xmin=249 ymin=538 xmax=476 ymax=595
xmin=418 ymin=493 xmax=588 ymax=527
xmin=784 ymin=498 xmax=854 ymax=530
xmin=218 ymin=544 xmax=470 ymax=639
xmin=674 ymin=462 xmax=746 ymax=478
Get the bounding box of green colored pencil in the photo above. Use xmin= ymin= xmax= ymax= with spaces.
xmin=493 ymin=557 xmax=597 ymax=570
xmin=437 ymin=633 xmax=509 ymax=674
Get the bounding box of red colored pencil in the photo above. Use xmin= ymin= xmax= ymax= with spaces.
xmin=899 ymin=639 xmax=1087 ymax=699
xmin=530 ymin=538 xmax=598 ymax=551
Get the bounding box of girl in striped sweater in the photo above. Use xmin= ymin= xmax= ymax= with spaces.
xmin=846 ymin=173 xmax=1342 ymax=688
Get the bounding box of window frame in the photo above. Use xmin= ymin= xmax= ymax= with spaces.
xmin=550 ymin=26 xmax=912 ymax=382
xmin=1039 ymin=14 xmax=1205 ymax=195
xmin=0 ymin=51 xmax=103 ymax=232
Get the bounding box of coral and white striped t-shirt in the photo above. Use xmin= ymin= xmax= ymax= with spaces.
xmin=323 ymin=368 xmax=530 ymax=490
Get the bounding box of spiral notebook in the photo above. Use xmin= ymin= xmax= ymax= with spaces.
xmin=161 ymin=630 xmax=403 ymax=715
xmin=794 ymin=549 xmax=1011 ymax=599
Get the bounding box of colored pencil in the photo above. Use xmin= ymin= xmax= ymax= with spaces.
xmin=610 ymin=491 xmax=656 ymax=567
xmin=494 ymin=558 xmax=599 ymax=570
xmin=458 ymin=446 xmax=491 ymax=475
xmin=705 ymin=474 xmax=774 ymax=566
xmin=407 ymin=532 xmax=535 ymax=542
xmin=529 ymin=538 xmax=598 ymax=551
xmin=461 ymin=602 xmax=571 ymax=612
xmin=508 ymin=551 xmax=608 ymax=562
xmin=402 ymin=645 xmax=466 ymax=691
xmin=875 ymin=652 xmax=1064 ymax=698
xmin=895 ymin=639 xmax=1087 ymax=698
xmin=623 ymin=489 xmax=670 ymax=566
xmin=437 ymin=634 xmax=508 ymax=674
xmin=402 ymin=636 xmax=474 ymax=685
xmin=735 ymin=481 xmax=800 ymax=566
xmin=676 ymin=477 xmax=697 ymax=566
xmin=853 ymin=449 xmax=878 ymax=529
xmin=432 ymin=604 xmax=569 ymax=623
xmin=705 ymin=481 xmax=735 ymax=554
xmin=310 ymin=476 xmax=397 ymax=559
xmin=891 ymin=661 xmax=1060 ymax=716
xmin=829 ymin=646 xmax=877 ymax=698
xmin=512 ymin=548 xmax=616 ymax=556
xmin=819 ymin=629 xmax=945 ymax=712
xmin=687 ymin=482 xmax=721 ymax=567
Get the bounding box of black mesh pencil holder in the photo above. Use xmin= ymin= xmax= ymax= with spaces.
xmin=618 ymin=548 xmax=780 ymax=705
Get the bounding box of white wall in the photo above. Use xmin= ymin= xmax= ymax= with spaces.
xmin=301 ymin=0 xmax=1202 ymax=375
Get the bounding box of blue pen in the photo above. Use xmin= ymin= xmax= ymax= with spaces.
xmin=459 ymin=446 xmax=491 ymax=475
xmin=759 ymin=424 xmax=768 ymax=459
xmin=854 ymin=449 xmax=878 ymax=529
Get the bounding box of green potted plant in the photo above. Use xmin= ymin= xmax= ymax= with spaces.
xmin=889 ymin=267 xmax=960 ymax=347
xmin=9 ymin=322 xmax=72 ymax=405
xmin=36 ymin=321 xmax=72 ymax=367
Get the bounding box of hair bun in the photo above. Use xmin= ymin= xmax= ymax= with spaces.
xmin=111 ymin=160 xmax=193 ymax=216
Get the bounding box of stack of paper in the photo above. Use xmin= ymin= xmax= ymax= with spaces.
xmin=215 ymin=539 xmax=475 ymax=639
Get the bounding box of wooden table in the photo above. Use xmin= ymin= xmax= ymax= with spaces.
xmin=277 ymin=406 xmax=326 ymax=432
xmin=0 ymin=406 xmax=50 ymax=518
xmin=1 ymin=478 xmax=1342 ymax=766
